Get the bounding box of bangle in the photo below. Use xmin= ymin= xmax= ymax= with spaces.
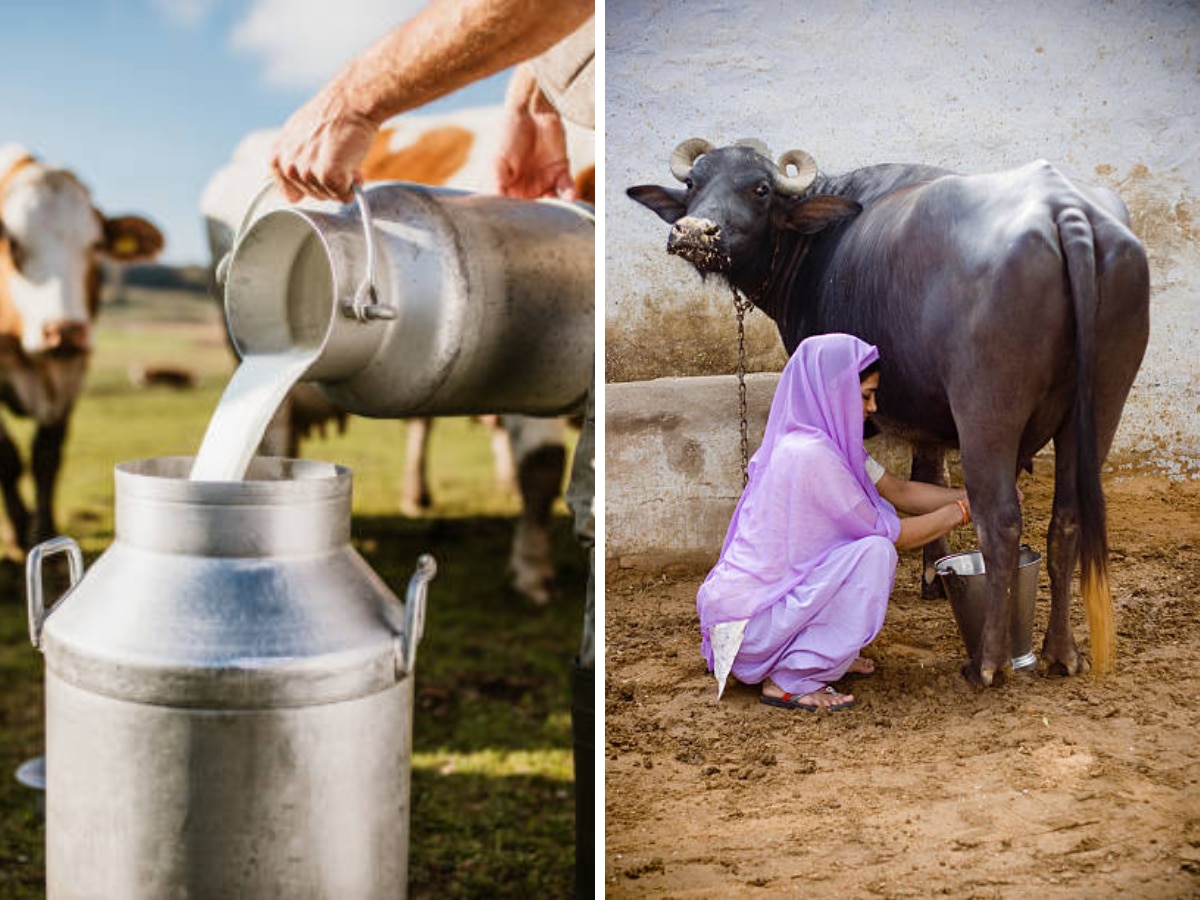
xmin=954 ymin=498 xmax=970 ymax=526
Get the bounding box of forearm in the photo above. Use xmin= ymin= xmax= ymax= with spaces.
xmin=895 ymin=503 xmax=967 ymax=552
xmin=336 ymin=0 xmax=592 ymax=124
xmin=882 ymin=474 xmax=966 ymax=516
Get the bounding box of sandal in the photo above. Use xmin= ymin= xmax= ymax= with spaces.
xmin=760 ymin=685 xmax=855 ymax=712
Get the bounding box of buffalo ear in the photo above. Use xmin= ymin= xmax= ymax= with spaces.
xmin=780 ymin=195 xmax=862 ymax=235
xmin=626 ymin=184 xmax=689 ymax=224
xmin=101 ymin=215 xmax=165 ymax=262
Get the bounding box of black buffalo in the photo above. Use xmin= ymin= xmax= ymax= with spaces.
xmin=628 ymin=139 xmax=1150 ymax=686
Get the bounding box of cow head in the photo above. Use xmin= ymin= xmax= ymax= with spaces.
xmin=0 ymin=150 xmax=163 ymax=358
xmin=627 ymin=139 xmax=861 ymax=294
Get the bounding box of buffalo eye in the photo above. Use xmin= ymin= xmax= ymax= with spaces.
xmin=753 ymin=182 xmax=771 ymax=198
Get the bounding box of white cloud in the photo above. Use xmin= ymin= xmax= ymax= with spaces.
xmin=230 ymin=0 xmax=425 ymax=91
xmin=150 ymin=0 xmax=219 ymax=28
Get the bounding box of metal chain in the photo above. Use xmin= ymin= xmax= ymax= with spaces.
xmin=731 ymin=287 xmax=755 ymax=486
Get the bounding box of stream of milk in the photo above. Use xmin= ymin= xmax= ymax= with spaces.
xmin=189 ymin=351 xmax=317 ymax=481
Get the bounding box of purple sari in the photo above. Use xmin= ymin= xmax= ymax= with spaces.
xmin=697 ymin=333 xmax=902 ymax=697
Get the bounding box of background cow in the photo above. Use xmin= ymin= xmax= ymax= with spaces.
xmin=201 ymin=107 xmax=594 ymax=605
xmin=0 ymin=144 xmax=163 ymax=555
xmin=629 ymin=140 xmax=1150 ymax=686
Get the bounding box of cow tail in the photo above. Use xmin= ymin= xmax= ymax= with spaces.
xmin=1058 ymin=207 xmax=1115 ymax=676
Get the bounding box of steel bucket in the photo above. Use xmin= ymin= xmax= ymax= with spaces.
xmin=27 ymin=457 xmax=435 ymax=899
xmin=222 ymin=183 xmax=594 ymax=418
xmin=935 ymin=545 xmax=1041 ymax=670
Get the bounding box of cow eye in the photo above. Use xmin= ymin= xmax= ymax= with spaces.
xmin=754 ymin=182 xmax=771 ymax=198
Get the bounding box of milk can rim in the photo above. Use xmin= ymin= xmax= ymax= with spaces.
xmin=115 ymin=456 xmax=351 ymax=504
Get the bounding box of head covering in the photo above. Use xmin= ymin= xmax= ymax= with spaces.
xmin=698 ymin=333 xmax=901 ymax=645
xmin=746 ymin=332 xmax=890 ymax=523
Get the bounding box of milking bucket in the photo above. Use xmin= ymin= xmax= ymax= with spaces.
xmin=223 ymin=183 xmax=594 ymax=418
xmin=27 ymin=457 xmax=434 ymax=900
xmin=936 ymin=546 xmax=1041 ymax=671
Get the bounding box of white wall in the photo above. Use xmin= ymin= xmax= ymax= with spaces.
xmin=605 ymin=0 xmax=1200 ymax=474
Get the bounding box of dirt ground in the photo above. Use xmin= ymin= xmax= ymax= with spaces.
xmin=605 ymin=460 xmax=1200 ymax=898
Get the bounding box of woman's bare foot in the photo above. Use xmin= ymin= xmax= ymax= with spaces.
xmin=847 ymin=657 xmax=876 ymax=676
xmin=760 ymin=679 xmax=855 ymax=711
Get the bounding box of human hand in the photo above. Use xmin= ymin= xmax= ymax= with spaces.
xmin=495 ymin=83 xmax=576 ymax=200
xmin=270 ymin=85 xmax=379 ymax=204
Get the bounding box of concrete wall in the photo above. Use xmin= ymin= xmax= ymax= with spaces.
xmin=605 ymin=0 xmax=1199 ymax=472
xmin=604 ymin=0 xmax=1199 ymax=562
xmin=606 ymin=374 xmax=930 ymax=564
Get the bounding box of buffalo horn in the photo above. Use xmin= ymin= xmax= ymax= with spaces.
xmin=669 ymin=138 xmax=715 ymax=182
xmin=774 ymin=149 xmax=818 ymax=195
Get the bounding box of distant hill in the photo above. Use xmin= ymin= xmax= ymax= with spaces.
xmin=120 ymin=263 xmax=209 ymax=294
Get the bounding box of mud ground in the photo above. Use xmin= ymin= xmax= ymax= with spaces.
xmin=605 ymin=461 xmax=1200 ymax=898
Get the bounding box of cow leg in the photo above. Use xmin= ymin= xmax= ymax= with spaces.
xmin=911 ymin=443 xmax=951 ymax=598
xmin=258 ymin=395 xmax=296 ymax=458
xmin=0 ymin=426 xmax=30 ymax=558
xmin=479 ymin=415 xmax=517 ymax=497
xmin=30 ymin=421 xmax=67 ymax=548
xmin=957 ymin=445 xmax=1024 ymax=686
xmin=400 ymin=419 xmax=433 ymax=516
xmin=504 ymin=415 xmax=567 ymax=605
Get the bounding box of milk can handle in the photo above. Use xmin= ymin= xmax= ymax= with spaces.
xmin=345 ymin=184 xmax=397 ymax=323
xmin=214 ymin=180 xmax=278 ymax=289
xmin=399 ymin=553 xmax=437 ymax=675
xmin=26 ymin=536 xmax=84 ymax=650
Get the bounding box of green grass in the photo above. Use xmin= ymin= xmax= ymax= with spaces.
xmin=0 ymin=287 xmax=585 ymax=897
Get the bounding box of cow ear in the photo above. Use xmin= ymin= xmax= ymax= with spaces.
xmin=626 ymin=185 xmax=689 ymax=224
xmin=101 ymin=215 xmax=165 ymax=262
xmin=780 ymin=195 xmax=862 ymax=235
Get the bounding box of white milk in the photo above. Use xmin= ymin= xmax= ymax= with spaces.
xmin=189 ymin=351 xmax=316 ymax=482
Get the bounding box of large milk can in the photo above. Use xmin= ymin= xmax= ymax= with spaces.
xmin=222 ymin=183 xmax=594 ymax=418
xmin=27 ymin=457 xmax=434 ymax=899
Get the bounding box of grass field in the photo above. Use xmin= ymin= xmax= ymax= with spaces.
xmin=0 ymin=285 xmax=586 ymax=897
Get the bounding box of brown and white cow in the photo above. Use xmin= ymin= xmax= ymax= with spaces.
xmin=0 ymin=144 xmax=163 ymax=553
xmin=201 ymin=106 xmax=594 ymax=604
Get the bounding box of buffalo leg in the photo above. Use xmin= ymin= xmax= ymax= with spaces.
xmin=1043 ymin=424 xmax=1086 ymax=675
xmin=911 ymin=443 xmax=951 ymax=598
xmin=957 ymin=445 xmax=1023 ymax=686
xmin=30 ymin=421 xmax=67 ymax=548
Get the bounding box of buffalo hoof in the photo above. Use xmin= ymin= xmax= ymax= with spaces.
xmin=1043 ymin=652 xmax=1090 ymax=679
xmin=921 ymin=571 xmax=945 ymax=599
xmin=960 ymin=660 xmax=1012 ymax=687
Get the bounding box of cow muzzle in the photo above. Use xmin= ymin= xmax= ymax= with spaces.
xmin=41 ymin=320 xmax=91 ymax=356
xmin=667 ymin=216 xmax=730 ymax=272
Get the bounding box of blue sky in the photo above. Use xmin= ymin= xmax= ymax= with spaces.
xmin=2 ymin=1 xmax=510 ymax=264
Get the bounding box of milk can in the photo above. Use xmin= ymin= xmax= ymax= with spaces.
xmin=27 ymin=456 xmax=434 ymax=900
xmin=221 ymin=183 xmax=594 ymax=418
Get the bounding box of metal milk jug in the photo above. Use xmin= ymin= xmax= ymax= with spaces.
xmin=222 ymin=183 xmax=594 ymax=418
xmin=27 ymin=457 xmax=435 ymax=900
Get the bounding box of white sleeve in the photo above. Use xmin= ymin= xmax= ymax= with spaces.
xmin=865 ymin=455 xmax=886 ymax=484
